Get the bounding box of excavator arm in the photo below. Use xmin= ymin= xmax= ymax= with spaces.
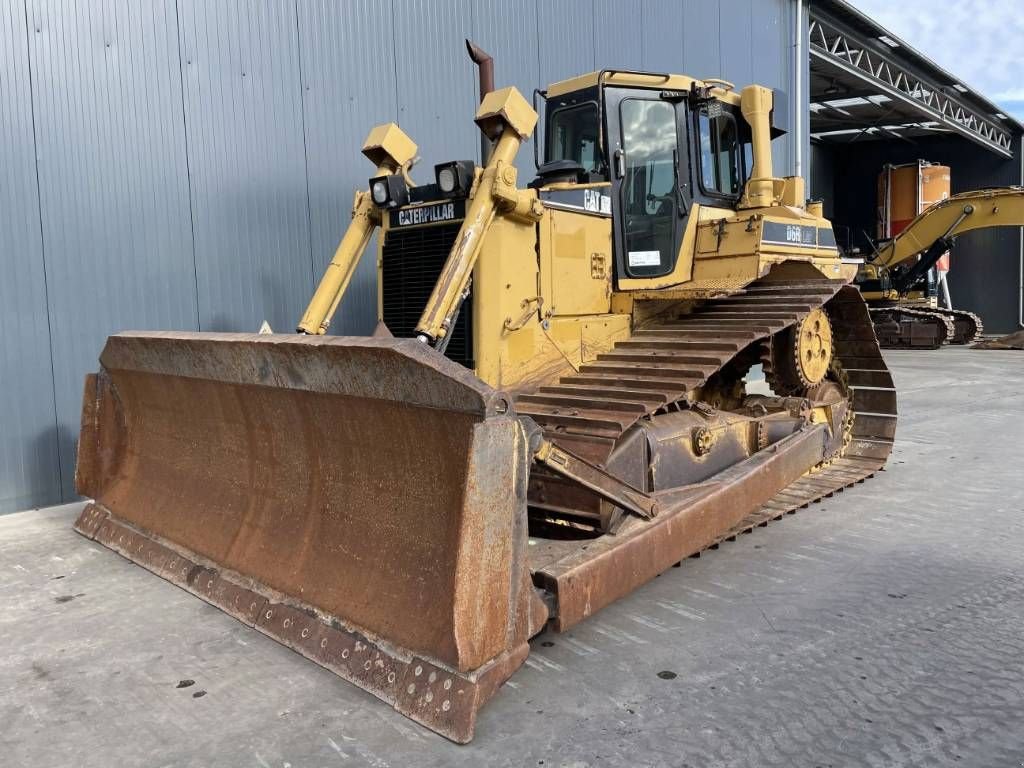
xmin=871 ymin=187 xmax=1024 ymax=293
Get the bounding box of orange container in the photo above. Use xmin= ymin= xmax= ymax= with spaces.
xmin=878 ymin=161 xmax=951 ymax=271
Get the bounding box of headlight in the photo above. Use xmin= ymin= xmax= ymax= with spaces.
xmin=367 ymin=175 xmax=409 ymax=209
xmin=437 ymin=167 xmax=457 ymax=194
xmin=433 ymin=160 xmax=475 ymax=199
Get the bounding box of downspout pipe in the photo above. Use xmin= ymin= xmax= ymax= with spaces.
xmin=466 ymin=39 xmax=495 ymax=164
xmin=793 ymin=0 xmax=803 ymax=179
xmin=1019 ymin=132 xmax=1023 ymax=328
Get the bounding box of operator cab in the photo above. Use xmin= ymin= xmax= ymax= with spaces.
xmin=534 ymin=72 xmax=780 ymax=280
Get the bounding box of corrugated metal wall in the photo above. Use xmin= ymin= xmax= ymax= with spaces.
xmin=1 ymin=1 xmax=59 ymax=511
xmin=0 ymin=0 xmax=798 ymax=513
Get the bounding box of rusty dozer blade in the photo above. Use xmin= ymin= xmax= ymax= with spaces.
xmin=74 ymin=332 xmax=547 ymax=743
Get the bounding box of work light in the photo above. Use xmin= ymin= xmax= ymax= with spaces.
xmin=368 ymin=174 xmax=409 ymax=209
xmin=434 ymin=160 xmax=475 ymax=198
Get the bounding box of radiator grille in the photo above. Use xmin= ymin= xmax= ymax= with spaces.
xmin=380 ymin=222 xmax=474 ymax=369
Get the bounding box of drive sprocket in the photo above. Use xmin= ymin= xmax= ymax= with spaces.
xmin=764 ymin=308 xmax=833 ymax=395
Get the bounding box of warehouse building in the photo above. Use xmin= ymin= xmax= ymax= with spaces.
xmin=1 ymin=0 xmax=1020 ymax=514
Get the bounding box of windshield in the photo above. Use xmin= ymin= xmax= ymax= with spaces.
xmin=547 ymin=103 xmax=600 ymax=171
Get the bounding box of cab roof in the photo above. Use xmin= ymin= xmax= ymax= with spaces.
xmin=545 ymin=71 xmax=743 ymax=107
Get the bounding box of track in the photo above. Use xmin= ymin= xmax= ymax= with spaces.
xmin=516 ymin=278 xmax=897 ymax=531
xmin=869 ymin=304 xmax=983 ymax=348
xmin=723 ymin=286 xmax=897 ymax=538
xmin=870 ymin=306 xmax=952 ymax=349
xmin=516 ymin=279 xmax=846 ymax=452
xmin=933 ymin=307 xmax=984 ymax=344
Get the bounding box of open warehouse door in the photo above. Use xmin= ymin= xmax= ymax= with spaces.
xmin=807 ymin=0 xmax=1024 ymax=340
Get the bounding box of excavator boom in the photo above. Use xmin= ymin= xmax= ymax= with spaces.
xmin=862 ymin=187 xmax=1024 ymax=348
xmin=873 ymin=187 xmax=1024 ymax=271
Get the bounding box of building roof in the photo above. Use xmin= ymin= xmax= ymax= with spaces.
xmin=809 ymin=0 xmax=1022 ymax=157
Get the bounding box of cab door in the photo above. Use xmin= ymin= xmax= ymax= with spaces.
xmin=605 ymin=89 xmax=689 ymax=280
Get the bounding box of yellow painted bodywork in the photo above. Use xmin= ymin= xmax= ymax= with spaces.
xmin=415 ymin=89 xmax=543 ymax=341
xmin=376 ymin=200 xmax=628 ymax=393
xmin=547 ymin=71 xmax=742 ymax=107
xmin=361 ymin=123 xmax=418 ymax=168
xmin=307 ymin=76 xmax=856 ymax=394
xmin=619 ymin=205 xmax=850 ymax=300
xmin=541 ymin=208 xmax=612 ymax=316
xmin=373 ymin=195 xmax=845 ymax=392
xmin=475 ymin=86 xmax=538 ymax=140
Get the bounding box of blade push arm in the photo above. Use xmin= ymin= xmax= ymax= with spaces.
xmin=297 ymin=124 xmax=418 ymax=334
xmin=415 ymin=87 xmax=542 ymax=344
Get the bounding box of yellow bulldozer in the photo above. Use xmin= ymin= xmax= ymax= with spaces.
xmin=855 ymin=186 xmax=1024 ymax=348
xmin=74 ymin=46 xmax=898 ymax=742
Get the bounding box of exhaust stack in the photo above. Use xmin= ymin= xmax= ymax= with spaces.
xmin=466 ymin=39 xmax=495 ymax=163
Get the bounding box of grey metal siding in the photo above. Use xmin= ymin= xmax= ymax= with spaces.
xmin=538 ymin=0 xmax=595 ymax=87
xmin=298 ymin=0 xmax=398 ymax=334
xmin=683 ymin=1 xmax=721 ymax=77
xmin=720 ymin=0 xmax=753 ymax=89
xmin=179 ymin=0 xmax=313 ymax=334
xmin=0 ymin=1 xmax=60 ymax=511
xmin=749 ymin=0 xmax=796 ymax=174
xmin=640 ymin=0 xmax=686 ymax=73
xmin=393 ymin=0 xmax=477 ymax=173
xmin=1 ymin=0 xmax=798 ymax=512
xmin=472 ymin=0 xmax=541 ymax=176
xmin=594 ymin=0 xmax=643 ymax=70
xmin=25 ymin=0 xmax=199 ymax=503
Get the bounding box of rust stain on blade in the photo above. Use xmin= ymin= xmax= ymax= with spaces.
xmin=75 ymin=332 xmax=535 ymax=678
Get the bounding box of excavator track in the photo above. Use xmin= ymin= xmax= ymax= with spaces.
xmin=931 ymin=307 xmax=984 ymax=344
xmin=869 ymin=305 xmax=953 ymax=349
xmin=516 ymin=279 xmax=897 ymax=531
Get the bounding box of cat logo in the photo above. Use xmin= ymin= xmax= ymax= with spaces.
xmin=583 ymin=189 xmax=612 ymax=214
xmin=394 ymin=202 xmax=457 ymax=227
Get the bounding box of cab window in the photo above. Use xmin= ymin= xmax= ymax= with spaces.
xmin=547 ymin=103 xmax=599 ymax=172
xmin=697 ymin=107 xmax=742 ymax=197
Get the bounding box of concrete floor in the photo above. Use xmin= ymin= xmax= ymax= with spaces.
xmin=2 ymin=348 xmax=1023 ymax=768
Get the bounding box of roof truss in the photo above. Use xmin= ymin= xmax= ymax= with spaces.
xmin=808 ymin=13 xmax=1013 ymax=157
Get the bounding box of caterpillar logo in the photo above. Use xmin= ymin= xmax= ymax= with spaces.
xmin=391 ymin=201 xmax=462 ymax=228
xmin=583 ymin=189 xmax=612 ymax=214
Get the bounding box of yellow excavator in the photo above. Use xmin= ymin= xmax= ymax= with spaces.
xmin=856 ymin=187 xmax=1024 ymax=348
xmin=74 ymin=46 xmax=896 ymax=742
